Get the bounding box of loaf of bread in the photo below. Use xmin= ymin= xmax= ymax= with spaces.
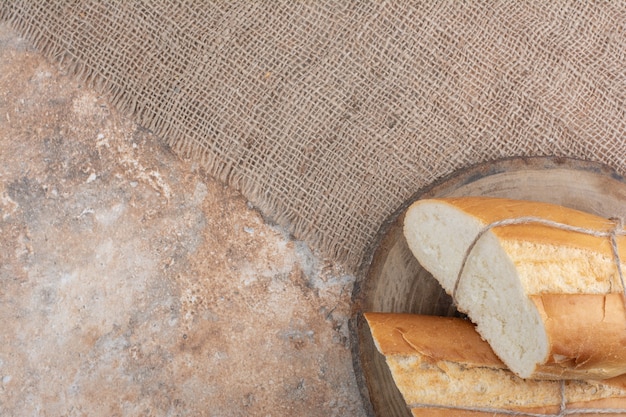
xmin=403 ymin=197 xmax=626 ymax=380
xmin=365 ymin=312 xmax=626 ymax=416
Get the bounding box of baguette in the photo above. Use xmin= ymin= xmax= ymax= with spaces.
xmin=403 ymin=197 xmax=626 ymax=379
xmin=365 ymin=312 xmax=626 ymax=416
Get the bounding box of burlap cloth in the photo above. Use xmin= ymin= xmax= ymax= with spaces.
xmin=2 ymin=2 xmax=625 ymax=270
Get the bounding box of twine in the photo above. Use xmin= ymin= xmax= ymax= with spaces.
xmin=452 ymin=216 xmax=626 ymax=304
xmin=414 ymin=217 xmax=626 ymax=416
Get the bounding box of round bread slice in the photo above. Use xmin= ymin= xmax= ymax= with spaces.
xmin=403 ymin=196 xmax=626 ymax=379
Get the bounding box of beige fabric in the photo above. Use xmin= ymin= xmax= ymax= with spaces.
xmin=2 ymin=2 xmax=625 ymax=269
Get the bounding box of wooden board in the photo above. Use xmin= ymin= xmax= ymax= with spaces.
xmin=349 ymin=156 xmax=626 ymax=417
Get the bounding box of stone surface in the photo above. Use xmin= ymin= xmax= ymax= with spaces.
xmin=0 ymin=23 xmax=366 ymax=417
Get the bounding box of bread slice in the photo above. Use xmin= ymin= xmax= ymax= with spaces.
xmin=403 ymin=197 xmax=626 ymax=379
xmin=365 ymin=312 xmax=626 ymax=416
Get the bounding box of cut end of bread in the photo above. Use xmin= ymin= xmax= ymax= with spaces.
xmin=458 ymin=230 xmax=548 ymax=379
xmin=403 ymin=198 xmax=550 ymax=378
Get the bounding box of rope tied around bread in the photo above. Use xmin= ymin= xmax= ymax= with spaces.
xmin=432 ymin=216 xmax=626 ymax=416
xmin=452 ymin=216 xmax=626 ymax=305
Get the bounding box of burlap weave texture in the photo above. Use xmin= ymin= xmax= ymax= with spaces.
xmin=2 ymin=2 xmax=625 ymax=269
